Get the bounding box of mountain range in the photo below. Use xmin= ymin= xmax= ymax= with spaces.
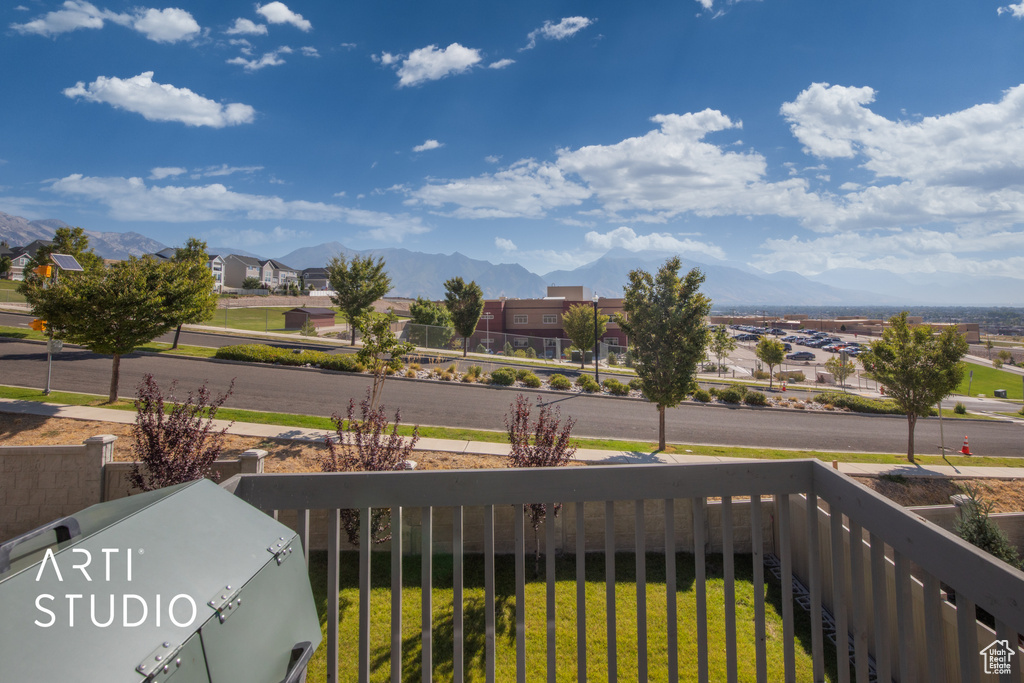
xmin=1 ymin=211 xmax=1020 ymax=306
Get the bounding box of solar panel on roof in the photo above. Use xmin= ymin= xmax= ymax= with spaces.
xmin=49 ymin=253 xmax=84 ymax=271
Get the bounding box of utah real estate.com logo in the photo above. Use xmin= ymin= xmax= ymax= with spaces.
xmin=981 ymin=639 xmax=1016 ymax=676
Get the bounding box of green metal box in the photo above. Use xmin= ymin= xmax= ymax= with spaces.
xmin=0 ymin=479 xmax=321 ymax=682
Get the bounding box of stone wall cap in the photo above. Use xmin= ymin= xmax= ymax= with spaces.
xmin=83 ymin=434 xmax=118 ymax=444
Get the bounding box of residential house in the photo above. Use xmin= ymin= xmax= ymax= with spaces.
xmin=3 ymin=240 xmax=52 ymax=280
xmin=147 ymin=248 xmax=225 ymax=292
xmin=223 ymin=255 xmax=268 ymax=289
xmin=264 ymin=259 xmax=298 ymax=288
xmin=301 ymin=267 xmax=330 ymax=291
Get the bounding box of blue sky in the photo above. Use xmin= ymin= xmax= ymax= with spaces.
xmin=2 ymin=0 xmax=1024 ymax=282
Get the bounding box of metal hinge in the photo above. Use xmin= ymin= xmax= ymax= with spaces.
xmin=207 ymin=583 xmax=242 ymax=624
xmin=137 ymin=641 xmax=184 ymax=682
xmin=267 ymin=535 xmax=294 ymax=565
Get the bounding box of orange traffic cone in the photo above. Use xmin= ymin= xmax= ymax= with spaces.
xmin=781 ymin=381 xmax=787 ymax=392
xmin=960 ymin=436 xmax=972 ymax=456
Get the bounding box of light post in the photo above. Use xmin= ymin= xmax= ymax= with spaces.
xmin=592 ymin=294 xmax=600 ymax=383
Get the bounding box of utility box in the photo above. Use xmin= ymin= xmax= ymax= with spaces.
xmin=994 ymin=389 xmax=1008 ymax=398
xmin=0 ymin=479 xmax=321 ymax=682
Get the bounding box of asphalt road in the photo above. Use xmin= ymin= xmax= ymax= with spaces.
xmin=2 ymin=338 xmax=1021 ymax=457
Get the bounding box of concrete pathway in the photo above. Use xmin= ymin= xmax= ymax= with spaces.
xmin=2 ymin=397 xmax=1022 ymax=479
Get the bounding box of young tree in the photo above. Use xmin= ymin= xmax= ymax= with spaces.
xmin=755 ymin=337 xmax=785 ymax=390
xmin=23 ymin=256 xmax=177 ymax=402
xmin=241 ymin=275 xmax=262 ymax=290
xmin=617 ymin=257 xmax=711 ymax=450
xmin=955 ymin=485 xmax=1022 ymax=569
xmin=408 ymin=296 xmax=453 ymax=348
xmin=355 ymin=310 xmax=415 ymax=409
xmin=859 ymin=312 xmax=968 ymax=462
xmin=444 ymin=276 xmax=484 ymax=357
xmin=128 ymin=374 xmax=234 ymax=492
xmin=326 ymin=254 xmax=392 ymax=345
xmin=824 ymin=354 xmax=855 ymax=391
xmin=561 ymin=303 xmax=608 ymax=368
xmin=708 ymin=325 xmax=737 ymax=377
xmin=165 ymin=238 xmax=218 ymax=349
xmin=0 ymin=254 xmax=10 ymax=279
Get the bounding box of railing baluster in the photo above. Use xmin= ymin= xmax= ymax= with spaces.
xmin=422 ymin=506 xmax=433 ymax=683
xmin=848 ymin=520 xmax=869 ymax=683
xmin=454 ymin=506 xmax=464 ymax=683
xmin=722 ymin=496 xmax=736 ymax=683
xmin=893 ymin=551 xmax=915 ymax=683
xmin=484 ymin=505 xmax=496 ymax=683
xmin=327 ymin=508 xmax=340 ymax=683
xmin=778 ymin=493 xmax=795 ymax=683
xmin=636 ymin=499 xmax=648 ymax=682
xmin=693 ymin=497 xmax=708 ymax=683
xmin=515 ymin=504 xmax=526 ymax=683
xmin=995 ymin=619 xmax=1018 ymax=683
xmin=606 ymin=500 xmax=617 ymax=683
xmin=957 ymin=593 xmax=979 ymax=683
xmin=391 ymin=507 xmax=403 ymax=683
xmin=869 ymin=532 xmax=891 ymax=682
xmin=922 ymin=572 xmax=945 ymax=683
xmin=828 ymin=506 xmax=850 ymax=683
xmin=359 ymin=508 xmax=371 ymax=683
xmin=577 ymin=501 xmax=587 ymax=683
xmin=547 ymin=501 xmax=557 ymax=682
xmin=806 ymin=491 xmax=824 ymax=683
xmin=665 ymin=498 xmax=678 ymax=683
xmin=750 ymin=496 xmax=767 ymax=683
xmin=296 ymin=508 xmax=310 ymax=567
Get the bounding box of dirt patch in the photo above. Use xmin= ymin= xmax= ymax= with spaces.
xmin=853 ymin=476 xmax=1024 ymax=513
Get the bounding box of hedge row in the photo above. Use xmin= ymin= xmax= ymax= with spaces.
xmin=811 ymin=392 xmax=904 ymax=415
xmin=215 ymin=344 xmax=365 ymax=373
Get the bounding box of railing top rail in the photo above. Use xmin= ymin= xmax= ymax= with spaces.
xmin=227 ymin=460 xmax=815 ymax=510
xmin=812 ymin=460 xmax=1024 ymax=634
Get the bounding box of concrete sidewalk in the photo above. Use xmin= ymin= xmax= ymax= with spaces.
xmin=2 ymin=397 xmax=1022 ymax=479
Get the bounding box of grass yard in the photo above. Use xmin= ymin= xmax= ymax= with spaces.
xmin=959 ymin=362 xmax=1024 ymax=400
xmin=203 ymin=306 xmax=344 ymax=333
xmin=0 ymin=280 xmax=27 ymax=303
xmin=304 ymin=551 xmax=832 ymax=683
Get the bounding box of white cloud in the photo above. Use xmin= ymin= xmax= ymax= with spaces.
xmin=14 ymin=5 xmax=29 ymax=10
xmin=225 ymin=17 xmax=267 ymax=35
xmin=149 ymin=166 xmax=187 ymax=180
xmin=523 ymin=16 xmax=593 ymax=50
xmin=484 ymin=155 xmax=501 ymax=164
xmin=255 ymin=2 xmax=311 ymax=31
xmin=412 ymin=139 xmax=443 ymax=153
xmin=206 ymin=226 xmax=310 ymax=247
xmin=11 ymin=1 xmax=111 ymax=36
xmin=130 ymin=8 xmax=199 ymax=43
xmin=391 ymin=43 xmax=483 ymax=87
xmin=300 ymin=46 xmax=319 ymax=57
xmin=998 ymin=3 xmax=1024 ymax=17
xmin=345 ymin=208 xmax=430 ymax=242
xmin=694 ymin=0 xmax=714 ymax=10
xmin=199 ymin=164 xmax=263 ymax=177
xmin=584 ymin=226 xmax=726 ymax=259
xmin=488 ymin=58 xmax=515 ymax=69
xmin=228 ymin=46 xmax=293 ymax=71
xmin=495 ymin=237 xmax=517 ymax=251
xmin=64 ymin=72 xmax=255 ymax=127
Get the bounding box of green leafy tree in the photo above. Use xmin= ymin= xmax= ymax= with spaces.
xmin=443 ymin=276 xmax=484 ymax=358
xmin=0 ymin=254 xmax=10 ymax=279
xmin=327 ymin=254 xmax=392 ymax=345
xmin=561 ymin=303 xmax=608 ymax=368
xmin=22 ymin=227 xmax=103 ymax=279
xmin=859 ymin=312 xmax=969 ymax=462
xmin=824 ymin=354 xmax=855 ymax=391
xmin=241 ymin=275 xmax=262 ymax=290
xmin=617 ymin=257 xmax=711 ymax=450
xmin=408 ymin=296 xmax=453 ymax=348
xmin=24 ymin=256 xmax=177 ymax=403
xmin=755 ymin=337 xmax=785 ymax=390
xmin=997 ymin=349 xmax=1013 ymax=365
xmin=355 ymin=311 xmax=415 ymax=409
xmin=708 ymin=325 xmax=737 ymax=377
xmin=955 ymin=485 xmax=1022 ymax=569
xmin=165 ymin=238 xmax=218 ymax=349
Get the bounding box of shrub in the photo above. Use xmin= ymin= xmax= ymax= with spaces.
xmin=953 ymin=402 xmax=967 ymax=415
xmin=624 ymin=349 xmax=634 ymax=367
xmin=521 ymin=371 xmax=543 ymax=388
xmin=128 ymin=374 xmax=233 ymax=493
xmin=577 ymin=374 xmax=600 ymax=393
xmin=299 ymin=319 xmax=318 ymax=337
xmin=476 ymin=343 xmax=488 ymax=353
xmin=318 ymin=392 xmax=419 ymax=546
xmin=515 ymin=368 xmax=532 ymax=381
xmin=514 ymin=349 xmax=528 ymax=358
xmin=955 ymin=485 xmax=1023 ymax=569
xmin=776 ymin=371 xmax=806 ymax=383
xmin=718 ymin=385 xmax=748 ymax=404
xmin=752 ymin=370 xmax=771 ymax=380
xmin=215 ymin=344 xmax=364 ymax=373
xmin=602 ymin=378 xmax=630 ymax=396
xmin=489 ymin=367 xmax=517 ymax=386
xmin=628 ymin=378 xmax=643 ymax=392
xmin=526 ymin=347 xmax=537 ymax=359
xmin=406 ymin=369 xmax=417 ymax=378
xmin=692 ymin=388 xmax=711 ymax=403
xmin=607 ymin=352 xmax=618 ymax=366
xmin=504 ymin=341 xmax=514 ymax=356
xmin=993 ymin=359 xmax=1003 ymax=369
xmin=744 ymin=391 xmax=768 ymax=406
xmin=811 ymin=392 xmax=903 ymax=415
xmin=708 ymin=387 xmax=720 ymax=398
xmin=549 ymin=374 xmax=572 ymax=390
xmin=409 ymin=362 xmax=422 ymax=371
xmin=440 ymin=371 xmax=454 ymax=381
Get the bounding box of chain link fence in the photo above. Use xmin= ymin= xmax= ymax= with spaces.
xmin=401 ymin=322 xmax=628 ymax=362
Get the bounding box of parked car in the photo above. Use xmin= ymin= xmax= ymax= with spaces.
xmin=786 ymin=351 xmax=815 ymax=361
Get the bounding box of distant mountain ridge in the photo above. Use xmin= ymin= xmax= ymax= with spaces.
xmin=0 ymin=211 xmax=168 ymax=260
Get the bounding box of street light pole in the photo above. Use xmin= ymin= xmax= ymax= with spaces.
xmin=592 ymin=294 xmax=600 ymax=383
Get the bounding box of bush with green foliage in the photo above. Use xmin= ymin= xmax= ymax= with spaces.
xmin=993 ymin=359 xmax=1004 ymax=369
xmin=955 ymin=486 xmax=1023 ymax=569
xmin=489 ymin=367 xmax=517 ymax=386
xmin=607 ymin=352 xmax=618 ymax=366
xmin=602 ymin=378 xmax=630 ymax=396
xmin=692 ymin=388 xmax=711 ymax=403
xmin=513 ymin=349 xmax=528 ymax=358
xmin=744 ymin=391 xmax=768 ymax=406
xmin=752 ymin=370 xmax=770 ymax=380
xmin=629 ymin=378 xmax=643 ymax=392
xmin=215 ymin=344 xmax=364 ymax=372
xmin=577 ymin=374 xmax=600 ymax=393
xmin=623 ymin=349 xmax=634 ymax=367
xmin=776 ymin=371 xmax=806 ymax=383
xmin=953 ymin=402 xmax=967 ymax=415
xmin=526 ymin=347 xmax=537 ymax=359
xmin=549 ymin=374 xmax=572 ymax=391
xmin=811 ymin=392 xmax=906 ymax=415
xmin=520 ymin=371 xmax=542 ymax=388
xmin=708 ymin=387 xmax=720 ymax=398
xmin=503 ymin=341 xmax=514 ymax=356
xmin=718 ymin=385 xmax=748 ymax=404
xmin=476 ymin=343 xmax=488 ymax=354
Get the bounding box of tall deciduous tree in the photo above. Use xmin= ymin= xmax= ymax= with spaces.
xmin=165 ymin=237 xmax=218 ymax=349
xmin=561 ymin=303 xmax=609 ymax=368
xmin=617 ymin=257 xmax=711 ymax=450
xmin=444 ymin=276 xmax=484 ymax=357
xmin=708 ymin=325 xmax=737 ymax=377
xmin=24 ymin=256 xmax=177 ymax=402
xmin=755 ymin=337 xmax=785 ymax=390
xmin=859 ymin=311 xmax=968 ymax=462
xmin=326 ymin=254 xmax=392 ymax=345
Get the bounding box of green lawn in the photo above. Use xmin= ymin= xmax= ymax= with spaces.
xmin=959 ymin=362 xmax=1024 ymax=400
xmin=305 ymin=551 xmax=832 ymax=683
xmin=203 ymin=306 xmax=344 ymax=333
